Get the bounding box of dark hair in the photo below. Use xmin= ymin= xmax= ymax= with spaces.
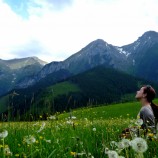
xmin=143 ymin=85 xmax=158 ymax=119
xmin=143 ymin=85 xmax=156 ymax=102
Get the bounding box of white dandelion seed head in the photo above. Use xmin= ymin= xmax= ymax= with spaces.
xmin=110 ymin=141 xmax=118 ymax=147
xmin=23 ymin=135 xmax=36 ymax=144
xmin=121 ymin=139 xmax=131 ymax=148
xmin=105 ymin=147 xmax=109 ymax=154
xmin=66 ymin=120 xmax=74 ymax=125
xmin=3 ymin=147 xmax=12 ymax=156
xmin=131 ymin=137 xmax=148 ymax=153
xmin=48 ymin=115 xmax=56 ymax=120
xmin=92 ymin=128 xmax=96 ymax=132
xmin=44 ymin=139 xmax=51 ymax=143
xmin=108 ymin=150 xmax=118 ymax=158
xmin=135 ymin=119 xmax=143 ymax=126
xmin=37 ymin=122 xmax=46 ymax=133
xmin=76 ymin=152 xmax=86 ymax=156
xmin=0 ymin=129 xmax=8 ymax=139
xmin=68 ymin=116 xmax=76 ymax=120
xmin=71 ymin=116 xmax=77 ymax=120
xmin=117 ymin=142 xmax=125 ymax=150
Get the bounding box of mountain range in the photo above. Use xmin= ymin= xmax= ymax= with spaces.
xmin=0 ymin=30 xmax=158 ymax=120
xmin=15 ymin=30 xmax=158 ymax=89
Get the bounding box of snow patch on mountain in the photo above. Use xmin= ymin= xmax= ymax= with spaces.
xmin=117 ymin=47 xmax=131 ymax=57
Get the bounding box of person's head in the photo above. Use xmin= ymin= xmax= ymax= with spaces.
xmin=135 ymin=85 xmax=156 ymax=103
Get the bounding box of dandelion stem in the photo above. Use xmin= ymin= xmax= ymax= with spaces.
xmin=2 ymin=139 xmax=5 ymax=158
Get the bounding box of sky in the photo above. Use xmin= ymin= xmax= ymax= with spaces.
xmin=0 ymin=0 xmax=158 ymax=63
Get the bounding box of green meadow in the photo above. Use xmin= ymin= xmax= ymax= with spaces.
xmin=0 ymin=100 xmax=158 ymax=158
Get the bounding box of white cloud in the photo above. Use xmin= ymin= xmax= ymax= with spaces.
xmin=0 ymin=0 xmax=158 ymax=62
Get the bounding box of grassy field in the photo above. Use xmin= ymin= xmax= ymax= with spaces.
xmin=0 ymin=99 xmax=158 ymax=158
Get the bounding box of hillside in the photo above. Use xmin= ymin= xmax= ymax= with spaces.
xmin=0 ymin=57 xmax=47 ymax=96
xmin=1 ymin=66 xmax=157 ymax=120
xmin=1 ymin=100 xmax=158 ymax=157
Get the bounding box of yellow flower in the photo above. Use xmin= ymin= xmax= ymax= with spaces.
xmin=4 ymin=145 xmax=9 ymax=148
xmin=15 ymin=154 xmax=20 ymax=157
xmin=74 ymin=122 xmax=79 ymax=126
xmin=137 ymin=115 xmax=140 ymax=119
xmin=0 ymin=144 xmax=3 ymax=148
xmin=70 ymin=151 xmax=76 ymax=156
xmin=148 ymin=133 xmax=154 ymax=137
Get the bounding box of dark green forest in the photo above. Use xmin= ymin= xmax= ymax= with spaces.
xmin=0 ymin=66 xmax=157 ymax=121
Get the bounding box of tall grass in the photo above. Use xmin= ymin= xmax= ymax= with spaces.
xmin=0 ymin=100 xmax=158 ymax=157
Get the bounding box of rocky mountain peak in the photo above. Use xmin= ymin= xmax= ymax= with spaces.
xmin=136 ymin=30 xmax=158 ymax=45
xmin=141 ymin=30 xmax=158 ymax=39
xmin=85 ymin=39 xmax=109 ymax=49
xmin=122 ymin=30 xmax=158 ymax=56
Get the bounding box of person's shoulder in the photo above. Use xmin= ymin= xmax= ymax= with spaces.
xmin=140 ymin=106 xmax=151 ymax=113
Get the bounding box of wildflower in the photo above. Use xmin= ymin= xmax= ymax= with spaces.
xmin=131 ymin=137 xmax=148 ymax=153
xmin=0 ymin=144 xmax=3 ymax=148
xmin=44 ymin=139 xmax=51 ymax=143
xmin=71 ymin=116 xmax=76 ymax=120
xmin=121 ymin=139 xmax=131 ymax=148
xmin=70 ymin=151 xmax=76 ymax=156
xmin=105 ymin=147 xmax=109 ymax=154
xmin=147 ymin=133 xmax=154 ymax=137
xmin=117 ymin=141 xmax=124 ymax=150
xmin=39 ymin=136 xmax=43 ymax=139
xmin=135 ymin=119 xmax=143 ymax=126
xmin=4 ymin=146 xmax=12 ymax=156
xmin=37 ymin=122 xmax=46 ymax=133
xmin=15 ymin=154 xmax=20 ymax=157
xmin=92 ymin=128 xmax=96 ymax=132
xmin=110 ymin=141 xmax=117 ymax=147
xmin=87 ymin=152 xmax=94 ymax=158
xmin=76 ymin=152 xmax=86 ymax=156
xmin=66 ymin=120 xmax=74 ymax=125
xmin=74 ymin=122 xmax=79 ymax=126
xmin=23 ymin=135 xmax=36 ymax=145
xmin=107 ymin=150 xmax=118 ymax=158
xmin=48 ymin=115 xmax=56 ymax=120
xmin=0 ymin=129 xmax=8 ymax=139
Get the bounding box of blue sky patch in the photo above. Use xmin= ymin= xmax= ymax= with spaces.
xmin=4 ymin=0 xmax=29 ymax=18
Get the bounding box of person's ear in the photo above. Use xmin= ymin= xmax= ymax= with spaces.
xmin=143 ymin=93 xmax=147 ymax=98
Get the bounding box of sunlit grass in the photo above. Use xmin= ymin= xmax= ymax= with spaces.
xmin=0 ymin=100 xmax=158 ymax=157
